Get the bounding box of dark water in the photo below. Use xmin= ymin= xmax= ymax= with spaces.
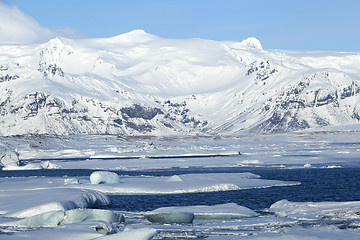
xmin=2 ymin=167 xmax=360 ymax=212
xmin=105 ymin=168 xmax=360 ymax=212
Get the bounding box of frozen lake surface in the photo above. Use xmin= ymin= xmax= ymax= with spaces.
xmin=1 ymin=131 xmax=360 ymax=239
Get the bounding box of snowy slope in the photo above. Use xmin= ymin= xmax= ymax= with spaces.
xmin=0 ymin=30 xmax=359 ymax=135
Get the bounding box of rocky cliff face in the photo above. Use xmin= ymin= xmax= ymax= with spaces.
xmin=0 ymin=30 xmax=359 ymax=135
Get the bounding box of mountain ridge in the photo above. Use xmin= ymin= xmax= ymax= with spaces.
xmin=0 ymin=30 xmax=359 ymax=136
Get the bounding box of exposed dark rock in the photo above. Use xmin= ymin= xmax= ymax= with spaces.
xmin=0 ymin=74 xmax=19 ymax=83
xmin=121 ymin=104 xmax=163 ymax=120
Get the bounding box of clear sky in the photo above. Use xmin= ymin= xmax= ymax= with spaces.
xmin=1 ymin=0 xmax=360 ymax=51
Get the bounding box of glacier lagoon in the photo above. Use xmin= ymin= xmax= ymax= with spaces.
xmin=1 ymin=131 xmax=360 ymax=239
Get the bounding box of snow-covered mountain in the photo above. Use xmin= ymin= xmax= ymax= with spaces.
xmin=0 ymin=30 xmax=359 ymax=136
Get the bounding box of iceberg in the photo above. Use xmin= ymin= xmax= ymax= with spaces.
xmin=90 ymin=171 xmax=120 ymax=184
xmin=144 ymin=212 xmax=195 ymax=224
xmin=61 ymin=209 xmax=124 ymax=225
xmin=0 ymin=150 xmax=19 ymax=168
xmin=41 ymin=160 xmax=60 ymax=169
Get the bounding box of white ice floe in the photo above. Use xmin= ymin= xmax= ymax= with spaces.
xmin=268 ymin=199 xmax=360 ymax=220
xmin=147 ymin=203 xmax=258 ymax=221
xmin=80 ymin=173 xmax=300 ymax=194
xmin=90 ymin=171 xmax=121 ymax=184
xmin=144 ymin=203 xmax=257 ymax=225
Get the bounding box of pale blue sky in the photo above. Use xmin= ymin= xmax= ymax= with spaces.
xmin=3 ymin=0 xmax=360 ymax=51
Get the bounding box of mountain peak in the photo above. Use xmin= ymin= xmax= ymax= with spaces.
xmin=240 ymin=37 xmax=262 ymax=49
xmin=109 ymin=29 xmax=158 ymax=43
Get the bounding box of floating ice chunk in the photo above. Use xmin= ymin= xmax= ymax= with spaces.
xmin=90 ymin=171 xmax=120 ymax=184
xmin=166 ymin=175 xmax=183 ymax=182
xmin=145 ymin=212 xmax=195 ymax=224
xmin=148 ymin=203 xmax=257 ymax=221
xmin=95 ymin=227 xmax=157 ymax=240
xmin=2 ymin=210 xmax=65 ymax=227
xmin=304 ymin=163 xmax=312 ymax=168
xmin=61 ymin=209 xmax=124 ymax=225
xmin=0 ymin=150 xmax=19 ymax=167
xmin=326 ymin=165 xmax=342 ymax=168
xmin=41 ymin=160 xmax=60 ymax=169
xmin=64 ymin=177 xmax=81 ymax=185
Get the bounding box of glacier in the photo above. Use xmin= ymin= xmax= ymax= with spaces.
xmin=0 ymin=30 xmax=359 ymax=136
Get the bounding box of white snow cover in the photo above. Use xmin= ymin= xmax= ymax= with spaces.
xmin=90 ymin=171 xmax=120 ymax=184
xmin=1 ymin=30 xmax=359 ymax=135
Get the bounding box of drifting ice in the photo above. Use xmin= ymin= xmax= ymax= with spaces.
xmin=90 ymin=171 xmax=120 ymax=184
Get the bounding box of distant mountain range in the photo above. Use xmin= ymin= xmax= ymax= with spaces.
xmin=0 ymin=30 xmax=359 ymax=136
